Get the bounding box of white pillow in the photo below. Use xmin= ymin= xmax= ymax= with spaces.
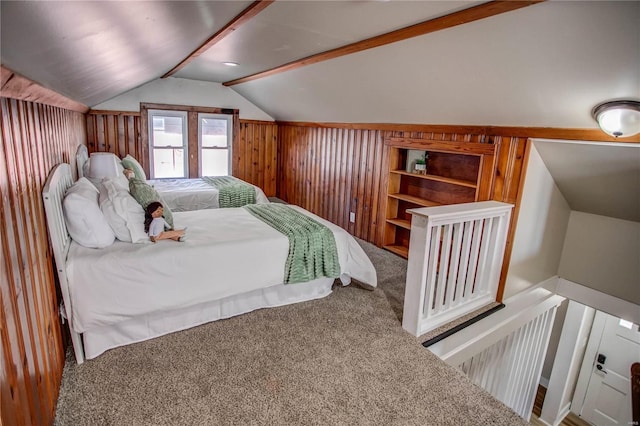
xmin=99 ymin=179 xmax=148 ymax=243
xmin=63 ymin=178 xmax=115 ymax=248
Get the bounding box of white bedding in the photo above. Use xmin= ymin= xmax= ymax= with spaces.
xmin=75 ymin=146 xmax=269 ymax=212
xmin=66 ymin=206 xmax=377 ymax=334
xmin=148 ymin=178 xmax=270 ymax=211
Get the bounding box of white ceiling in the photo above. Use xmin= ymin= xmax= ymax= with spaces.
xmin=1 ymin=1 xmax=639 ymax=222
xmin=0 ymin=0 xmax=254 ymax=106
xmin=534 ymin=140 xmax=640 ymax=223
xmin=175 ymin=0 xmax=481 ymax=83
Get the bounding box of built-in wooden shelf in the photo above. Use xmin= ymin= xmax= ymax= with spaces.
xmin=388 ymin=193 xmax=441 ymax=208
xmin=390 ymin=169 xmax=477 ymax=188
xmin=383 ymin=140 xmax=497 ymax=259
xmin=386 ymin=217 xmax=411 ymax=230
xmin=383 ymin=244 xmax=409 ymax=258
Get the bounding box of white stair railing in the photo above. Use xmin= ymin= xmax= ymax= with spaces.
xmin=402 ymin=201 xmax=513 ymax=337
xmin=428 ymin=285 xmax=565 ymax=420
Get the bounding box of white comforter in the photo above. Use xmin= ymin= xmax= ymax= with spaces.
xmin=148 ymin=178 xmax=270 ymax=211
xmin=66 ymin=206 xmax=376 ymax=333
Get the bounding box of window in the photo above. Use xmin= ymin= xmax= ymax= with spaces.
xmin=199 ymin=113 xmax=232 ymax=176
xmin=143 ymin=104 xmax=237 ymax=179
xmin=148 ymin=110 xmax=188 ymax=178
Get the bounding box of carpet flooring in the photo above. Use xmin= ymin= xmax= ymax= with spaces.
xmin=54 ymin=239 xmax=528 ymax=426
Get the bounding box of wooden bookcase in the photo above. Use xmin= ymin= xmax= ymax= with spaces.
xmin=382 ymin=138 xmax=498 ymax=258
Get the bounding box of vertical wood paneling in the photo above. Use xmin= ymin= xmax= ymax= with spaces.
xmin=85 ymin=113 xmax=277 ymax=197
xmin=1 ymin=97 xmax=85 ymax=426
xmin=277 ymin=125 xmax=525 ymax=247
xmin=237 ymin=120 xmax=278 ymax=197
xmin=277 ymin=123 xmax=532 ymax=303
xmin=86 ymin=112 xmax=140 ymax=160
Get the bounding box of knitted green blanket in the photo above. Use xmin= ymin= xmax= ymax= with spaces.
xmin=244 ymin=204 xmax=340 ymax=284
xmin=203 ymin=176 xmax=256 ymax=208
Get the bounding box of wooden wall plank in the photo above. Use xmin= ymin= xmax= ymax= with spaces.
xmin=84 ymin=112 xmax=278 ymax=197
xmin=277 ymin=124 xmax=534 ymax=303
xmin=1 ymin=96 xmax=84 ymax=426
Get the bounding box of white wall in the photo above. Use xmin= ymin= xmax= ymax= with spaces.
xmin=559 ymin=211 xmax=640 ymax=306
xmin=504 ymin=145 xmax=572 ymax=299
xmin=92 ymin=77 xmax=274 ymax=121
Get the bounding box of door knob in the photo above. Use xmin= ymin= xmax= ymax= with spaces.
xmin=596 ymin=364 xmax=608 ymax=374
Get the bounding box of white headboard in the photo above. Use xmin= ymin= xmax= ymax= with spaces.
xmin=42 ymin=163 xmax=85 ymax=363
xmin=76 ymin=145 xmax=88 ymax=178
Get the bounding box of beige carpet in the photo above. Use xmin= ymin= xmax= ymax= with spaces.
xmin=54 ymin=239 xmax=528 ymax=426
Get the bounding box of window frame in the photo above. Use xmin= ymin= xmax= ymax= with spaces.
xmin=141 ymin=103 xmax=239 ymax=179
xmin=147 ymin=109 xmax=189 ymax=179
xmin=198 ymin=113 xmax=233 ymax=177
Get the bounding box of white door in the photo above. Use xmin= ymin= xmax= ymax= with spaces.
xmin=579 ymin=311 xmax=640 ymax=425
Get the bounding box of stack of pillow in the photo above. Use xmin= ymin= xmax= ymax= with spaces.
xmin=63 ymin=153 xmax=174 ymax=248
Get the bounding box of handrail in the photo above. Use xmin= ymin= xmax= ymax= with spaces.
xmin=402 ymin=201 xmax=513 ymax=337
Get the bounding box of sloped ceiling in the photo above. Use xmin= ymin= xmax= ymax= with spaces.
xmin=1 ymin=1 xmax=639 ymax=223
xmin=229 ymin=0 xmax=639 ymax=127
xmin=0 ymin=1 xmax=254 ymax=106
xmin=2 ymin=1 xmax=637 ymax=129
xmin=534 ymin=140 xmax=640 ymax=223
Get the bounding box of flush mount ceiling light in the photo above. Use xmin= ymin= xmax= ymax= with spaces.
xmin=592 ymin=100 xmax=640 ymax=138
xmin=222 ymin=62 xmax=239 ymax=67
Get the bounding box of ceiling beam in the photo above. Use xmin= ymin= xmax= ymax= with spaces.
xmin=163 ymin=0 xmax=275 ymax=78
xmin=224 ymin=0 xmax=545 ymax=87
xmin=1 ymin=66 xmax=88 ymax=113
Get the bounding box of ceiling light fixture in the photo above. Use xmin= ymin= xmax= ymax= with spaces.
xmin=222 ymin=62 xmax=239 ymax=67
xmin=592 ymin=100 xmax=640 ymax=138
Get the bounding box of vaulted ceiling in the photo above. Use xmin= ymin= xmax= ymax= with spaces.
xmin=1 ymin=1 xmax=639 ymax=222
xmin=2 ymin=1 xmax=638 ymax=128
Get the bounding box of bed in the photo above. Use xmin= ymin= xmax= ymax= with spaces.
xmin=75 ymin=145 xmax=270 ymax=211
xmin=43 ymin=163 xmax=377 ymax=364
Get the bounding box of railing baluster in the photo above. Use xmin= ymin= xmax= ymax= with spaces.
xmin=403 ymin=201 xmax=513 ymax=337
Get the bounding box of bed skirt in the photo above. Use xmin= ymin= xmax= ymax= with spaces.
xmin=82 ymin=277 xmax=338 ymax=360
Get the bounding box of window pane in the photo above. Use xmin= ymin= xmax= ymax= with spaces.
xmin=201 ymin=118 xmax=228 ymax=147
xmin=201 ymin=149 xmax=228 ymax=176
xmin=153 ymin=148 xmax=185 ymax=178
xmin=153 ymin=116 xmax=184 ymax=147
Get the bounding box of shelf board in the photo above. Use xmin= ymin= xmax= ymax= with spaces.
xmin=383 ymin=244 xmax=408 ymax=258
xmin=386 ymin=218 xmax=411 ymax=230
xmin=388 ymin=193 xmax=442 ymax=207
xmin=390 ymin=169 xmax=477 ymax=188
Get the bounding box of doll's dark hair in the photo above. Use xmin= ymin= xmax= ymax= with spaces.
xmin=144 ymin=201 xmax=163 ymax=233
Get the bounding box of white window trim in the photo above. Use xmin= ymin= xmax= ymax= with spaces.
xmin=148 ymin=109 xmax=188 ymax=179
xmin=198 ymin=113 xmax=233 ymax=177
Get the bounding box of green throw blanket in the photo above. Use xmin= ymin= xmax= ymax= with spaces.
xmin=202 ymin=176 xmax=257 ymax=208
xmin=244 ymin=204 xmax=341 ymax=284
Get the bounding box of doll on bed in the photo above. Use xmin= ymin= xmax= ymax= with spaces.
xmin=144 ymin=201 xmax=186 ymax=242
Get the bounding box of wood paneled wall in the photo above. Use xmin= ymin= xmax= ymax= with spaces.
xmin=277 ymin=124 xmax=526 ymax=247
xmin=1 ymin=97 xmax=86 ymax=426
xmin=86 ymin=111 xmax=141 ymax=160
xmin=236 ymin=120 xmax=278 ymax=197
xmin=85 ymin=112 xmax=278 ymax=197
xmin=278 ymin=126 xmax=387 ymax=243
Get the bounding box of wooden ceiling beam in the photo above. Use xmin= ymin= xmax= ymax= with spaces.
xmin=1 ymin=65 xmax=89 ymax=113
xmin=224 ymin=0 xmax=545 ymax=87
xmin=163 ymin=0 xmax=275 ymax=78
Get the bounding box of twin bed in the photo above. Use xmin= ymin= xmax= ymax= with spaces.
xmin=75 ymin=145 xmax=270 ymax=211
xmin=43 ymin=160 xmax=377 ymax=364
